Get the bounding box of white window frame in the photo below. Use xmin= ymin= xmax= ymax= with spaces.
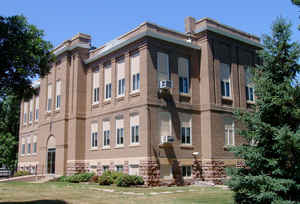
xmin=104 ymin=63 xmax=112 ymax=100
xmin=157 ymin=52 xmax=170 ymax=87
xmin=33 ymin=136 xmax=37 ymax=154
xmin=115 ymin=165 xmax=123 ymax=172
xmin=47 ymin=84 xmax=52 ymax=112
xmin=103 ymin=120 xmax=110 ymax=147
xmin=35 ymin=96 xmax=39 ymax=121
xmin=56 ymin=80 xmax=61 ymax=110
xmin=129 ymin=164 xmax=139 ymax=176
xmin=178 ymin=57 xmax=190 ymax=94
xmin=29 ymin=99 xmax=33 ymax=123
xmin=116 ymin=118 xmax=124 ymax=146
xmin=21 ymin=138 xmax=25 ymax=155
xmin=27 ymin=137 xmax=31 ymax=155
xmin=130 ymin=114 xmax=139 ymax=144
xmin=180 ymin=114 xmax=192 ymax=145
xmin=103 ymin=165 xmax=109 ymax=172
xmin=220 ymin=63 xmax=231 ymax=98
xmin=159 ymin=112 xmax=172 ymax=139
xmin=117 ymin=58 xmax=125 ymax=97
xmin=91 ymin=123 xmax=98 ymax=149
xmin=224 ymin=118 xmax=235 ymax=146
xmin=130 ymin=52 xmax=140 ymax=93
xmin=245 ymin=67 xmax=255 ymax=102
xmin=23 ymin=102 xmax=28 ymax=124
xmin=181 ymin=166 xmax=192 ymax=178
xmin=93 ymin=68 xmax=100 ymax=104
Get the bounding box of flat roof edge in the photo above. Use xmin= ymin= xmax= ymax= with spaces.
xmin=85 ymin=31 xmax=201 ymax=64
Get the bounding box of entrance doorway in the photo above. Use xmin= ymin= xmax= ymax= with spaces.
xmin=47 ymin=148 xmax=56 ymax=174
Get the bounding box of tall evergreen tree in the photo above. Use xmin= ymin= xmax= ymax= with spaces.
xmin=227 ymin=17 xmax=300 ymax=204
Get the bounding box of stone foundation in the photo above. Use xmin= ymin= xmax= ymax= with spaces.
xmin=200 ymin=160 xmax=226 ymax=184
xmin=66 ymin=161 xmax=89 ymax=175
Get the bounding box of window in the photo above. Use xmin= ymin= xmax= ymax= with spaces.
xmin=245 ymin=67 xmax=254 ymax=102
xmin=115 ymin=165 xmax=123 ymax=172
xmin=23 ymin=102 xmax=28 ymax=124
xmin=27 ymin=137 xmax=31 ymax=154
xmin=130 ymin=52 xmax=140 ymax=92
xmin=157 ymin=52 xmax=169 ymax=87
xmin=224 ymin=117 xmax=235 ymax=146
xmin=178 ymin=57 xmax=189 ymax=94
xmin=220 ymin=63 xmax=231 ymax=97
xmin=117 ymin=58 xmax=125 ymax=96
xmin=93 ymin=68 xmax=100 ymax=104
xmin=33 ymin=136 xmax=37 ymax=153
xmin=130 ymin=114 xmax=139 ymax=144
xmin=91 ymin=123 xmax=98 ymax=148
xmin=159 ymin=112 xmax=171 ymax=139
xmin=160 ymin=164 xmax=173 ymax=179
xmin=104 ymin=63 xmax=112 ymax=100
xmin=129 ymin=164 xmax=139 ymax=176
xmin=56 ymin=80 xmax=61 ymax=110
xmin=35 ymin=96 xmax=39 ymax=121
xmin=116 ymin=118 xmax=124 ymax=146
xmin=47 ymin=84 xmax=52 ymax=112
xmin=103 ymin=120 xmax=110 ymax=147
xmin=29 ymin=99 xmax=33 ymax=123
xmin=182 ymin=166 xmax=192 ymax=177
xmin=103 ymin=165 xmax=109 ymax=172
xmin=21 ymin=138 xmax=25 ymax=155
xmin=181 ymin=114 xmax=192 ymax=144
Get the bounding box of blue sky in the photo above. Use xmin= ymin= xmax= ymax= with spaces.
xmin=1 ymin=1 xmax=299 ymax=48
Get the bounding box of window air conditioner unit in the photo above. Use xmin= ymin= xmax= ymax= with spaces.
xmin=159 ymin=80 xmax=173 ymax=89
xmin=161 ymin=136 xmax=174 ymax=144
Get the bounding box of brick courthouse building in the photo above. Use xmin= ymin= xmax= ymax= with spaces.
xmin=18 ymin=17 xmax=261 ymax=185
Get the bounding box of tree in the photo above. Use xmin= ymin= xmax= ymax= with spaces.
xmin=0 ymin=15 xmax=54 ymax=173
xmin=227 ymin=17 xmax=300 ymax=204
xmin=291 ymin=0 xmax=300 ymax=29
xmin=0 ymin=15 xmax=54 ymax=98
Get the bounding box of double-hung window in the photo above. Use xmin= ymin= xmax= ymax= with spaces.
xmin=91 ymin=123 xmax=98 ymax=148
xmin=23 ymin=102 xmax=28 ymax=124
xmin=224 ymin=117 xmax=235 ymax=146
xmin=130 ymin=114 xmax=139 ymax=144
xmin=220 ymin=63 xmax=231 ymax=97
xmin=35 ymin=96 xmax=39 ymax=121
xmin=159 ymin=112 xmax=171 ymax=142
xmin=93 ymin=68 xmax=100 ymax=104
xmin=104 ymin=63 xmax=112 ymax=100
xmin=115 ymin=165 xmax=123 ymax=172
xmin=116 ymin=117 xmax=124 ymax=146
xmin=182 ymin=166 xmax=192 ymax=177
xmin=245 ymin=67 xmax=254 ymax=102
xmin=27 ymin=137 xmax=31 ymax=154
xmin=21 ymin=138 xmax=25 ymax=155
xmin=56 ymin=80 xmax=61 ymax=110
xmin=157 ymin=52 xmax=169 ymax=87
xmin=130 ymin=52 xmax=140 ymax=92
xmin=117 ymin=58 xmax=125 ymax=96
xmin=103 ymin=120 xmax=110 ymax=147
xmin=178 ymin=57 xmax=189 ymax=94
xmin=33 ymin=136 xmax=37 ymax=153
xmin=29 ymin=99 xmax=33 ymax=123
xmin=47 ymin=84 xmax=52 ymax=112
xmin=180 ymin=114 xmax=192 ymax=144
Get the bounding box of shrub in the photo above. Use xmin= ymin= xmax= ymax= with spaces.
xmin=131 ymin=175 xmax=144 ymax=185
xmin=13 ymin=171 xmax=30 ymax=177
xmin=115 ymin=174 xmax=132 ymax=187
xmin=90 ymin=175 xmax=99 ymax=183
xmin=98 ymin=172 xmax=113 ymax=185
xmin=57 ymin=176 xmax=68 ymax=182
xmin=58 ymin=173 xmax=95 ymax=183
xmin=110 ymin=171 xmax=123 ymax=182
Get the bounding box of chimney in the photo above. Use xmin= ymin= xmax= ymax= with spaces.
xmin=184 ymin=16 xmax=196 ymax=34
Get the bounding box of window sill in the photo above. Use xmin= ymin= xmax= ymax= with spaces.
xmin=103 ymin=99 xmax=111 ymax=105
xmin=129 ymin=91 xmax=140 ymax=97
xmin=179 ymin=93 xmax=191 ymax=97
xmin=129 ymin=143 xmax=140 ymax=147
xmin=224 ymin=145 xmax=235 ymax=151
xmin=221 ymin=96 xmax=232 ymax=101
xmin=32 ymin=153 xmax=37 ymax=156
xmin=88 ymin=148 xmax=99 ymax=151
xmin=114 ymin=145 xmax=125 ymax=149
xmin=246 ymin=100 xmax=255 ymax=104
xmin=102 ymin=146 xmax=111 ymax=150
xmin=116 ymin=95 xmax=125 ymax=101
xmin=180 ymin=144 xmax=194 ymax=149
xmin=92 ymin=103 xmax=100 ymax=109
xmin=55 ymin=109 xmax=60 ymax=113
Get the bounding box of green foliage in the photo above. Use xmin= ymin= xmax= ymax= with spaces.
xmin=0 ymin=95 xmax=20 ymax=172
xmin=13 ymin=170 xmax=30 ymax=177
xmin=98 ymin=171 xmax=144 ymax=187
xmin=115 ymin=174 xmax=133 ymax=187
xmin=0 ymin=15 xmax=54 ymax=99
xmin=57 ymin=173 xmax=95 ymax=183
xmin=130 ymin=175 xmax=144 ymax=185
xmin=98 ymin=171 xmax=114 ymax=185
xmin=227 ymin=17 xmax=300 ymax=204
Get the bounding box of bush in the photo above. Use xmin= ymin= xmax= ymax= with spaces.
xmin=115 ymin=174 xmax=132 ymax=187
xmin=57 ymin=176 xmax=68 ymax=182
xmin=57 ymin=173 xmax=95 ymax=183
xmin=98 ymin=171 xmax=113 ymax=185
xmin=90 ymin=175 xmax=99 ymax=183
xmin=13 ymin=171 xmax=30 ymax=177
xmin=131 ymin=175 xmax=144 ymax=185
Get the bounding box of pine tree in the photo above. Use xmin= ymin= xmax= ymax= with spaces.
xmin=227 ymin=17 xmax=300 ymax=204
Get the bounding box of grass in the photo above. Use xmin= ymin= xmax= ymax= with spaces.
xmin=0 ymin=181 xmax=234 ymax=204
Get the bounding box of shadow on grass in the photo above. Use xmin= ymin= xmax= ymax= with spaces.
xmin=0 ymin=200 xmax=67 ymax=204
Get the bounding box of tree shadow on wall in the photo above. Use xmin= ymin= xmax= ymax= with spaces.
xmin=0 ymin=200 xmax=67 ymax=204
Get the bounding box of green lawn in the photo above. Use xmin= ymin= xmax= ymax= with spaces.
xmin=0 ymin=182 xmax=234 ymax=204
